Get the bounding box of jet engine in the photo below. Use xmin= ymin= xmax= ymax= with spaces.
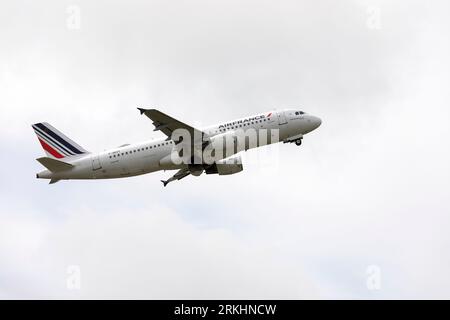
xmin=205 ymin=155 xmax=243 ymax=175
xmin=188 ymin=163 xmax=204 ymax=176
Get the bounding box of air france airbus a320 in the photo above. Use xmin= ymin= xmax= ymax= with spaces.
xmin=32 ymin=108 xmax=321 ymax=186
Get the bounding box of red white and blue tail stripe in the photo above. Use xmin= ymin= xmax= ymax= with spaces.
xmin=32 ymin=122 xmax=88 ymax=159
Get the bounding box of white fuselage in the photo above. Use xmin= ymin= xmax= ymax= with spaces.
xmin=37 ymin=109 xmax=321 ymax=181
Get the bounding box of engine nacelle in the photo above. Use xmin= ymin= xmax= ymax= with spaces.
xmin=188 ymin=164 xmax=204 ymax=176
xmin=205 ymin=155 xmax=243 ymax=175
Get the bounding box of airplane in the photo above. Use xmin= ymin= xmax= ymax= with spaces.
xmin=33 ymin=108 xmax=321 ymax=186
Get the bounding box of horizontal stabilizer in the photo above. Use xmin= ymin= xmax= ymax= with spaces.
xmin=37 ymin=157 xmax=74 ymax=172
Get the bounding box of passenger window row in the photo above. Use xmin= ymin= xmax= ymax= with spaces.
xmin=109 ymin=141 xmax=173 ymax=159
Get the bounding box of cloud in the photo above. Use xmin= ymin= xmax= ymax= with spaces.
xmin=0 ymin=204 xmax=318 ymax=299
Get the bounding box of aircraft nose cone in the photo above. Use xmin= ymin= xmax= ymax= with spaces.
xmin=315 ymin=116 xmax=322 ymax=128
xmin=311 ymin=116 xmax=322 ymax=130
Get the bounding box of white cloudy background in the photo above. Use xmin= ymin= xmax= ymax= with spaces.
xmin=1 ymin=0 xmax=450 ymax=299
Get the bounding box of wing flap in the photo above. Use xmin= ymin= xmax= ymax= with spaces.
xmin=161 ymin=167 xmax=191 ymax=187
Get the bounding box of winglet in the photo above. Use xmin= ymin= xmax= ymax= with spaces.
xmin=137 ymin=107 xmax=147 ymax=115
xmin=161 ymin=180 xmax=168 ymax=187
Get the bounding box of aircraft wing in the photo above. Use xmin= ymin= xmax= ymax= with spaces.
xmin=137 ymin=108 xmax=207 ymax=142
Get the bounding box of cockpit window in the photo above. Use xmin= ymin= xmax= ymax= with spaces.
xmin=295 ymin=111 xmax=305 ymax=115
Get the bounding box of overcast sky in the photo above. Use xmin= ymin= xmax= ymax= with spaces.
xmin=1 ymin=0 xmax=450 ymax=299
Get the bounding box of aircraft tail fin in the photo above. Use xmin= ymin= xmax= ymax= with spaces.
xmin=32 ymin=122 xmax=88 ymax=159
xmin=36 ymin=157 xmax=74 ymax=172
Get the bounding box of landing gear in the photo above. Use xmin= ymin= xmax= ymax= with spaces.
xmin=283 ymin=136 xmax=303 ymax=146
